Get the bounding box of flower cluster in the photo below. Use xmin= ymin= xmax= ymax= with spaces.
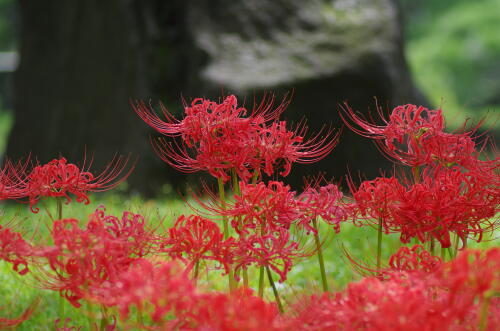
xmin=288 ymin=247 xmax=500 ymax=331
xmin=134 ymin=94 xmax=338 ymax=182
xmin=0 ymin=224 xmax=34 ymax=275
xmin=26 ymin=156 xmax=132 ymax=212
xmin=91 ymin=259 xmax=281 ymax=330
xmin=36 ymin=207 xmax=155 ymax=307
xmin=161 ymin=214 xmax=233 ymax=274
xmin=345 ymin=104 xmax=499 ymax=248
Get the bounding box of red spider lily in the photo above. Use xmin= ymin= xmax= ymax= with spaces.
xmin=136 ymin=94 xmax=284 ymax=182
xmin=231 ymin=228 xmax=303 ymax=282
xmin=25 ymin=156 xmax=133 ymax=213
xmin=161 ymin=214 xmax=232 ymax=273
xmin=348 ymin=176 xmax=403 ymax=229
xmin=132 ymin=93 xmax=289 ymax=137
xmin=0 ymin=224 xmax=33 ymax=275
xmin=203 ymin=181 xmax=300 ymax=235
xmin=388 ymin=244 xmax=442 ymax=274
xmin=392 ymin=169 xmax=498 ymax=247
xmin=288 ymin=248 xmax=500 ymax=330
xmin=297 ymin=178 xmax=347 ymax=234
xmin=92 ymin=259 xmax=196 ymax=325
xmin=36 ymin=207 xmax=155 ymax=307
xmin=0 ymin=157 xmax=30 ymax=200
xmin=438 ymin=248 xmax=499 ymax=303
xmin=252 ymin=121 xmax=340 ymax=177
xmin=340 ymin=103 xmax=445 ymax=167
xmin=140 ymin=94 xmax=338 ymax=182
xmin=182 ymin=288 xmax=282 ymax=331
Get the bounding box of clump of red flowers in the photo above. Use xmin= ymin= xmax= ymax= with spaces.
xmin=288 ymin=247 xmax=500 ymax=331
xmin=0 ymin=224 xmax=33 ymax=275
xmin=35 ymin=207 xmax=155 ymax=307
xmin=344 ymin=103 xmax=499 ymax=248
xmin=133 ymin=94 xmax=338 ymax=182
xmin=25 ymin=156 xmax=132 ymax=213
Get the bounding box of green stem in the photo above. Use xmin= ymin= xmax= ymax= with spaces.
xmin=376 ymin=218 xmax=383 ymax=271
xmin=56 ymin=197 xmax=63 ymax=220
xmin=479 ymin=296 xmax=491 ymax=331
xmin=312 ymin=218 xmax=329 ymax=292
xmin=217 ymin=177 xmax=229 ymax=238
xmin=100 ymin=305 xmax=109 ymax=330
xmin=266 ymin=265 xmax=284 ymax=313
xmin=251 ymin=169 xmax=260 ymax=184
xmin=59 ymin=295 xmax=65 ymax=321
xmin=86 ymin=301 xmax=93 ymax=331
xmin=258 ymin=266 xmax=265 ymax=297
xmin=440 ymin=245 xmax=446 ymax=261
xmin=193 ymin=260 xmax=200 ymax=282
xmin=217 ymin=177 xmax=236 ymax=293
xmin=429 ymin=238 xmax=435 ymax=256
xmin=412 ymin=165 xmax=420 ymax=183
xmin=243 ymin=268 xmax=249 ymax=288
xmin=453 ymin=234 xmax=460 ymax=258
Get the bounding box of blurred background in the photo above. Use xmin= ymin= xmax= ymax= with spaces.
xmin=0 ymin=0 xmax=498 ymax=195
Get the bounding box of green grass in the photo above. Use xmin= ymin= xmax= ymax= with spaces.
xmin=1 ymin=193 xmax=498 ymax=330
xmin=403 ymin=0 xmax=500 ymax=129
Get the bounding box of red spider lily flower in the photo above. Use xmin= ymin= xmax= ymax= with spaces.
xmin=392 ymin=169 xmax=498 ymax=247
xmin=161 ymin=214 xmax=232 ymax=273
xmin=438 ymin=248 xmax=499 ymax=303
xmin=92 ymin=259 xmax=196 ymax=325
xmin=0 ymin=157 xmax=30 ymax=200
xmin=288 ymin=247 xmax=500 ymax=331
xmin=138 ymin=94 xmax=338 ymax=182
xmin=231 ymin=228 xmax=303 ymax=283
xmin=388 ymin=245 xmax=442 ymax=274
xmin=297 ymin=178 xmax=347 ymax=234
xmin=252 ymin=121 xmax=339 ymax=178
xmin=349 ymin=176 xmax=403 ymax=229
xmin=25 ymin=156 xmax=133 ymax=213
xmin=36 ymin=207 xmax=155 ymax=307
xmin=132 ymin=93 xmax=289 ymax=137
xmin=340 ymin=103 xmax=445 ymax=166
xmin=182 ymin=287 xmax=282 ymax=331
xmin=0 ymin=224 xmax=33 ymax=275
xmin=215 ymin=181 xmax=300 ymax=235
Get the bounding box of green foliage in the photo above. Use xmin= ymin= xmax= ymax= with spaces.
xmin=402 ymin=0 xmax=500 ymax=127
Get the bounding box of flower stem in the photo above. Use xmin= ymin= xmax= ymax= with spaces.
xmin=266 ymin=265 xmax=284 ymax=313
xmin=217 ymin=177 xmax=235 ymax=292
xmin=217 ymin=177 xmax=229 ymax=238
xmin=56 ymin=197 xmax=63 ymax=220
xmin=312 ymin=218 xmax=329 ymax=292
xmin=243 ymin=268 xmax=249 ymax=288
xmin=479 ymin=295 xmax=491 ymax=331
xmin=193 ymin=260 xmax=200 ymax=282
xmin=258 ymin=266 xmax=265 ymax=297
xmin=376 ymin=218 xmax=383 ymax=271
xmin=100 ymin=305 xmax=109 ymax=330
xmin=251 ymin=169 xmax=260 ymax=184
xmin=412 ymin=165 xmax=420 ymax=183
xmin=429 ymin=238 xmax=435 ymax=256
